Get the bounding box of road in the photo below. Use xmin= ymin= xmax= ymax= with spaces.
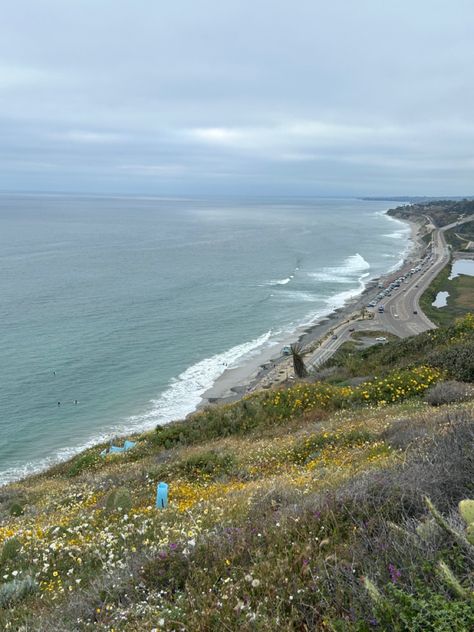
xmin=373 ymin=227 xmax=449 ymax=336
xmin=307 ymin=217 xmax=472 ymax=368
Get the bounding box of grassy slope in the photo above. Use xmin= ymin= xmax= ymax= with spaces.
xmin=1 ymin=317 xmax=474 ymax=631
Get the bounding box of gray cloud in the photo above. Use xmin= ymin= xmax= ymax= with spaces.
xmin=1 ymin=0 xmax=474 ymax=195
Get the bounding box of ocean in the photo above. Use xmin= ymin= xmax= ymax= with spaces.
xmin=0 ymin=195 xmax=410 ymax=484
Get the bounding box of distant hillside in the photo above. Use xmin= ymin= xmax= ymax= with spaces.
xmin=387 ymin=199 xmax=474 ymax=227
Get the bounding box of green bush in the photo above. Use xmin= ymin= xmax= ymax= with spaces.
xmin=0 ymin=537 xmax=21 ymax=564
xmin=67 ymin=452 xmax=101 ymax=477
xmin=384 ymin=587 xmax=474 ymax=631
xmin=429 ymin=341 xmax=474 ymax=382
xmin=179 ymin=450 xmax=236 ymax=477
xmin=8 ymin=502 xmax=24 ymax=517
xmin=0 ymin=576 xmax=37 ymax=607
xmin=154 ymin=397 xmax=264 ymax=449
xmin=105 ymin=487 xmax=132 ymax=513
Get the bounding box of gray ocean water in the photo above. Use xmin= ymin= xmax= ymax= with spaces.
xmin=0 ymin=195 xmax=410 ymax=484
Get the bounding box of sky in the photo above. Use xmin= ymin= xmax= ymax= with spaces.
xmin=1 ymin=0 xmax=474 ymax=196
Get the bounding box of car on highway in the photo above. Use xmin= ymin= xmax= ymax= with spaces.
xmin=348 ymin=327 xmax=355 ymax=332
xmin=413 ymin=310 xmax=418 ymax=315
xmin=331 ymin=334 xmax=338 ymax=340
xmin=375 ymin=337 xmax=388 ymax=342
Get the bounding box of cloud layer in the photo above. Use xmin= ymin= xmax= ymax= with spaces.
xmin=1 ymin=0 xmax=474 ymax=195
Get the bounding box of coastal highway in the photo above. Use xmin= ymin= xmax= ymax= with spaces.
xmin=307 ymin=221 xmax=458 ymax=369
xmin=373 ymin=227 xmax=449 ymax=337
xmin=251 ymin=215 xmax=473 ymax=383
xmin=375 ymin=216 xmax=474 ymax=337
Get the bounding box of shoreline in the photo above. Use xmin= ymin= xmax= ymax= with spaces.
xmin=200 ymin=216 xmax=426 ymax=407
xmin=0 ymin=213 xmax=426 ymax=488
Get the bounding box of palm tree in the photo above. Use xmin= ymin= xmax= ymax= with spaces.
xmin=290 ymin=343 xmax=308 ymax=378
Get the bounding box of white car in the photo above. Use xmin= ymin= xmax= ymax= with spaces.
xmin=375 ymin=337 xmax=388 ymax=342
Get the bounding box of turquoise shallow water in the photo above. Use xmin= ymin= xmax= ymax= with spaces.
xmin=0 ymin=195 xmax=410 ymax=484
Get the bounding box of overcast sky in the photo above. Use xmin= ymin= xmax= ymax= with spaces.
xmin=1 ymin=0 xmax=474 ymax=196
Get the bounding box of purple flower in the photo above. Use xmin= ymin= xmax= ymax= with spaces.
xmin=388 ymin=563 xmax=401 ymax=583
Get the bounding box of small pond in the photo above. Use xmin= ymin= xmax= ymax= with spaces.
xmin=432 ymin=291 xmax=449 ymax=308
xmin=449 ymin=259 xmax=474 ymax=280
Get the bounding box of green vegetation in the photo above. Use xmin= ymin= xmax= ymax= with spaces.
xmin=0 ymin=316 xmax=473 ymax=630
xmin=420 ymin=260 xmax=474 ymax=327
xmin=322 ymin=313 xmax=474 ymax=382
xmin=290 ymin=342 xmax=308 ymax=378
xmin=388 ymin=199 xmax=474 ymax=228
xmin=444 ymin=223 xmax=474 ymax=251
xmin=105 ymin=487 xmax=133 ymax=513
xmin=421 ymin=230 xmax=434 ymax=246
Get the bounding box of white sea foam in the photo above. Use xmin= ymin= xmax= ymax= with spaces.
xmin=124 ymin=330 xmax=274 ymax=429
xmin=383 ymin=225 xmax=411 ymax=240
xmin=275 ymin=290 xmax=320 ymax=302
xmin=0 ymin=330 xmax=275 ymax=487
xmin=308 ymin=253 xmax=370 ymax=283
xmin=308 ymin=272 xmax=353 ymax=283
xmin=264 ymin=275 xmax=293 ymax=286
xmin=0 ymin=430 xmax=123 ymax=487
xmin=323 ymin=271 xmax=370 ymax=310
xmin=379 ymin=210 xmax=413 ymax=265
xmin=272 ymin=277 xmax=292 ymax=285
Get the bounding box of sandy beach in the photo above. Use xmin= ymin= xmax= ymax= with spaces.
xmin=200 ymin=217 xmax=427 ymax=408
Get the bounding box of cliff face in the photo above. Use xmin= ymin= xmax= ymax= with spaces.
xmin=1 ymin=316 xmax=474 ymax=631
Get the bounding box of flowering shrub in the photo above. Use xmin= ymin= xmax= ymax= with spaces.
xmin=351 ymin=365 xmax=443 ymax=405
xmin=261 ymin=365 xmax=443 ymax=420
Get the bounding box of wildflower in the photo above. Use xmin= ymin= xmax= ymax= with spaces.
xmin=389 ymin=563 xmax=401 ymax=583
xmin=251 ymin=578 xmax=260 ymax=588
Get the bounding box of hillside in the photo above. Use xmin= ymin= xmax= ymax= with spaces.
xmin=1 ymin=316 xmax=474 ymax=631
xmin=387 ymin=199 xmax=474 ymax=227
